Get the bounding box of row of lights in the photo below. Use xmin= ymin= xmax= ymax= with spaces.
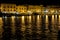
xmin=2 ymin=9 xmax=60 ymax=14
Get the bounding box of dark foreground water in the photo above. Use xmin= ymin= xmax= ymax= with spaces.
xmin=0 ymin=15 xmax=60 ymax=40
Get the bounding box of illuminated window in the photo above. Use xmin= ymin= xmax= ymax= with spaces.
xmin=14 ymin=6 xmax=15 ymax=8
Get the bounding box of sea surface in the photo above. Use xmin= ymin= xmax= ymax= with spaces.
xmin=0 ymin=15 xmax=60 ymax=40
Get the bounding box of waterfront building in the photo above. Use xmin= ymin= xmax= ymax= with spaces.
xmin=16 ymin=5 xmax=27 ymax=14
xmin=28 ymin=5 xmax=43 ymax=13
xmin=0 ymin=3 xmax=16 ymax=13
xmin=0 ymin=3 xmax=60 ymax=14
xmin=46 ymin=6 xmax=60 ymax=14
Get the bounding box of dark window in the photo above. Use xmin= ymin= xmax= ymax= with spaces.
xmin=8 ymin=9 xmax=9 ymax=11
xmin=3 ymin=6 xmax=6 ymax=8
xmin=10 ymin=6 xmax=12 ymax=8
xmin=16 ymin=8 xmax=18 ymax=9
xmin=3 ymin=9 xmax=5 ymax=11
xmin=14 ymin=9 xmax=16 ymax=11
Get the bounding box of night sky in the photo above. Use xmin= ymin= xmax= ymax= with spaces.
xmin=0 ymin=0 xmax=60 ymax=5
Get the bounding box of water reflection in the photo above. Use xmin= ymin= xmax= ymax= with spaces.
xmin=58 ymin=15 xmax=60 ymax=25
xmin=52 ymin=15 xmax=55 ymax=24
xmin=11 ymin=16 xmax=15 ymax=36
xmin=28 ymin=16 xmax=31 ymax=23
xmin=22 ymin=16 xmax=25 ymax=24
xmin=45 ymin=15 xmax=48 ymax=24
xmin=0 ymin=17 xmax=3 ymax=40
xmin=0 ymin=15 xmax=60 ymax=40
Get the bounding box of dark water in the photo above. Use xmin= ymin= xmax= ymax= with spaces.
xmin=0 ymin=15 xmax=60 ymax=40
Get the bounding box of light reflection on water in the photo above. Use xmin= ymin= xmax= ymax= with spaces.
xmin=0 ymin=15 xmax=60 ymax=40
xmin=11 ymin=16 xmax=15 ymax=35
xmin=52 ymin=15 xmax=55 ymax=24
xmin=58 ymin=15 xmax=60 ymax=25
xmin=45 ymin=15 xmax=49 ymax=24
xmin=0 ymin=17 xmax=3 ymax=39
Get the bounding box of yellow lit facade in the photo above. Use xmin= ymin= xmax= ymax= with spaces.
xmin=28 ymin=5 xmax=43 ymax=13
xmin=16 ymin=5 xmax=27 ymax=13
xmin=47 ymin=6 xmax=60 ymax=14
xmin=0 ymin=4 xmax=44 ymax=14
xmin=0 ymin=3 xmax=60 ymax=14
xmin=0 ymin=3 xmax=16 ymax=13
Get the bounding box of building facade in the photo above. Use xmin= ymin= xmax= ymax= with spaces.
xmin=16 ymin=5 xmax=27 ymax=13
xmin=28 ymin=5 xmax=43 ymax=13
xmin=0 ymin=3 xmax=60 ymax=14
xmin=0 ymin=3 xmax=44 ymax=14
xmin=0 ymin=3 xmax=16 ymax=13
